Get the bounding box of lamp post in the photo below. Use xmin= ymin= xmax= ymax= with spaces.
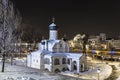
xmin=25 ymin=43 xmax=28 ymax=53
xmin=97 ymin=69 xmax=100 ymax=80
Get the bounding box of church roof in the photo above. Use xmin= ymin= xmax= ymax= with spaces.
xmin=68 ymin=53 xmax=83 ymax=59
xmin=48 ymin=40 xmax=60 ymax=49
xmin=48 ymin=40 xmax=60 ymax=44
xmin=49 ymin=23 xmax=56 ymax=27
xmin=49 ymin=23 xmax=58 ymax=30
xmin=30 ymin=50 xmax=51 ymax=55
xmin=45 ymin=53 xmax=68 ymax=57
xmin=44 ymin=52 xmax=83 ymax=59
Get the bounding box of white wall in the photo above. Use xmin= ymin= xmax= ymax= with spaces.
xmin=27 ymin=54 xmax=31 ymax=67
xmin=52 ymin=41 xmax=69 ymax=53
xmin=49 ymin=30 xmax=58 ymax=40
xmin=31 ymin=53 xmax=41 ymax=69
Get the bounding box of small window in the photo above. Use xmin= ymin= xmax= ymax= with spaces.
xmin=36 ymin=60 xmax=38 ymax=63
xmin=54 ymin=58 xmax=60 ymax=65
xmin=33 ymin=59 xmax=35 ymax=62
xmin=62 ymin=58 xmax=66 ymax=64
xmin=67 ymin=59 xmax=70 ymax=64
xmin=60 ymin=43 xmax=62 ymax=47
xmin=44 ymin=58 xmax=50 ymax=64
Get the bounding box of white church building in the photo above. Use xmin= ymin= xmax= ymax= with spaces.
xmin=27 ymin=19 xmax=87 ymax=73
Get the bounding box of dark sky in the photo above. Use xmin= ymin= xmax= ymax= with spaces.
xmin=12 ymin=0 xmax=120 ymax=39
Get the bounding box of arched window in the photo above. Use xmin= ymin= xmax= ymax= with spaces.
xmin=67 ymin=58 xmax=70 ymax=64
xmin=54 ymin=58 xmax=60 ymax=65
xmin=36 ymin=60 xmax=38 ymax=63
xmin=60 ymin=43 xmax=62 ymax=47
xmin=73 ymin=61 xmax=77 ymax=70
xmin=62 ymin=58 xmax=66 ymax=64
xmin=44 ymin=58 xmax=50 ymax=64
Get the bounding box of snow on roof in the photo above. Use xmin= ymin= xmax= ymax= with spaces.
xmin=49 ymin=23 xmax=58 ymax=30
xmin=40 ymin=40 xmax=60 ymax=45
xmin=48 ymin=40 xmax=60 ymax=44
xmin=44 ymin=52 xmax=83 ymax=59
xmin=68 ymin=53 xmax=83 ymax=59
xmin=49 ymin=23 xmax=56 ymax=27
xmin=30 ymin=50 xmax=51 ymax=55
xmin=48 ymin=40 xmax=60 ymax=48
xmin=45 ymin=53 xmax=68 ymax=57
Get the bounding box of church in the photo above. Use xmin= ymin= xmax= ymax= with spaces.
xmin=27 ymin=19 xmax=87 ymax=73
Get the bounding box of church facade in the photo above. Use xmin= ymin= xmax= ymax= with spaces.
xmin=27 ymin=19 xmax=87 ymax=73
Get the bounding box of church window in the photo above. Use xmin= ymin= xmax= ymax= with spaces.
xmin=54 ymin=58 xmax=60 ymax=65
xmin=60 ymin=43 xmax=62 ymax=47
xmin=33 ymin=59 xmax=35 ymax=62
xmin=67 ymin=59 xmax=70 ymax=64
xmin=36 ymin=60 xmax=38 ymax=63
xmin=44 ymin=58 xmax=50 ymax=64
xmin=62 ymin=58 xmax=66 ymax=64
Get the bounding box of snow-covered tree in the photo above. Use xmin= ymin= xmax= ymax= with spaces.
xmin=68 ymin=34 xmax=86 ymax=49
xmin=0 ymin=0 xmax=22 ymax=54
xmin=0 ymin=0 xmax=22 ymax=72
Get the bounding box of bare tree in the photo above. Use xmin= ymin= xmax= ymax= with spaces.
xmin=20 ymin=20 xmax=42 ymax=43
xmin=0 ymin=0 xmax=22 ymax=72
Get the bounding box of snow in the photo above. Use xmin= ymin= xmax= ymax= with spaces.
xmin=0 ymin=58 xmax=115 ymax=80
xmin=113 ymin=62 xmax=120 ymax=80
xmin=60 ymin=63 xmax=112 ymax=80
xmin=0 ymin=62 xmax=78 ymax=80
xmin=49 ymin=23 xmax=56 ymax=27
xmin=45 ymin=53 xmax=67 ymax=57
xmin=68 ymin=53 xmax=83 ymax=59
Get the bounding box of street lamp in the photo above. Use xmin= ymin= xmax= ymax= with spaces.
xmin=97 ymin=69 xmax=100 ymax=80
xmin=25 ymin=43 xmax=28 ymax=53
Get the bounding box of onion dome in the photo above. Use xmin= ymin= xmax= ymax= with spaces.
xmin=49 ymin=17 xmax=58 ymax=30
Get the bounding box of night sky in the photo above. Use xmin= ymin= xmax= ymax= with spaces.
xmin=12 ymin=0 xmax=120 ymax=39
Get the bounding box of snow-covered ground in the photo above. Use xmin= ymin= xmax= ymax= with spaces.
xmin=0 ymin=62 xmax=82 ymax=80
xmin=60 ymin=63 xmax=112 ymax=80
xmin=112 ymin=62 xmax=120 ymax=80
xmin=0 ymin=57 xmax=114 ymax=80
